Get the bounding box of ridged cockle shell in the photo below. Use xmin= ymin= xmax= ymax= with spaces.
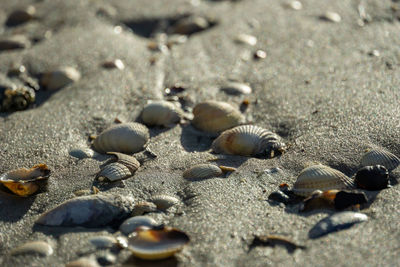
xmin=183 ymin=164 xmax=236 ymax=180
xmin=141 ymin=101 xmax=182 ymax=127
xmin=360 ymin=148 xmax=400 ymax=172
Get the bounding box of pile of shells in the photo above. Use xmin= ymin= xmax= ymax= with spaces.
xmin=96 ymin=152 xmax=140 ymax=182
xmin=140 ymin=100 xmax=183 ymax=127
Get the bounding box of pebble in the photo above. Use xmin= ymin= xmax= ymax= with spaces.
xmin=321 ymin=11 xmax=342 ymax=23
xmin=220 ymin=82 xmax=252 ymax=95
xmin=6 ymin=6 xmax=36 ymax=27
xmin=119 ymin=216 xmax=158 ymax=236
xmin=0 ymin=35 xmax=31 ymax=51
xmin=234 ymin=34 xmax=257 ymax=46
xmin=11 ymin=241 xmax=53 ymax=256
xmin=253 ymin=50 xmax=267 ymax=60
xmin=102 ymin=59 xmax=125 ymax=70
xmin=40 ymin=67 xmax=81 ymax=90
xmin=88 ymin=236 xmax=117 ymax=249
xmin=285 ymin=1 xmax=303 ymax=10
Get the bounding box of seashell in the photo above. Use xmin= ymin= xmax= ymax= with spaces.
xmin=0 ymin=35 xmax=31 ymax=51
xmin=360 ymin=149 xmax=400 ymax=172
xmin=69 ymin=148 xmax=94 ymax=159
xmin=93 ymin=122 xmax=150 ymax=154
xmin=35 ymin=194 xmax=135 ymax=227
xmin=293 ymin=165 xmax=354 ymax=197
xmin=212 ymin=125 xmax=286 ymax=157
xmin=101 ymin=59 xmax=125 ymax=70
xmin=234 ymin=34 xmax=257 ymax=46
xmin=308 ymin=211 xmax=368 ymax=239
xmin=354 ymin=165 xmax=389 ymax=190
xmin=6 ymin=6 xmax=36 ymax=27
xmin=141 ymin=101 xmax=182 ymax=127
xmin=300 ymin=190 xmax=367 ymax=212
xmin=192 ymin=101 xmax=244 ymax=134
xmin=0 ymin=164 xmax=50 ymax=197
xmin=127 ymin=226 xmax=190 ymax=260
xmin=107 ymin=152 xmax=140 ymax=173
xmin=132 ymin=201 xmax=158 ymax=216
xmin=120 ymin=216 xmax=158 ymax=236
xmin=283 ymin=1 xmax=303 ymax=10
xmin=11 ymin=241 xmax=53 ymax=256
xmin=320 ymin=11 xmax=341 ymax=23
xmin=1 ymin=87 xmax=35 ymax=112
xmin=40 ymin=67 xmax=81 ymax=90
xmin=97 ymin=162 xmax=132 ymax=182
xmin=169 ymin=16 xmax=211 ymax=35
xmin=253 ymin=50 xmax=267 ymax=60
xmin=66 ymin=256 xmax=100 ymax=267
xmin=220 ymin=82 xmax=252 ymax=95
xmin=88 ymin=236 xmax=117 ymax=249
xmin=250 ymin=235 xmax=306 ymax=253
xmin=183 ymin=164 xmax=236 ymax=180
xmin=151 ymin=195 xmax=179 ymax=211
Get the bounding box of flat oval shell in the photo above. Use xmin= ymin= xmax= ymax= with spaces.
xmin=309 ymin=211 xmax=368 ymax=239
xmin=93 ymin=122 xmax=149 ymax=154
xmin=183 ymin=164 xmax=223 ymax=179
xmin=220 ymin=82 xmax=252 ymax=95
xmin=107 ymin=152 xmax=140 ymax=173
xmin=35 ymin=194 xmax=135 ymax=227
xmin=127 ymin=227 xmax=190 ymax=260
xmin=360 ymin=149 xmax=400 ymax=172
xmin=212 ymin=125 xmax=286 ymax=157
xmin=120 ymin=216 xmax=158 ymax=236
xmin=69 ymin=148 xmax=94 ymax=159
xmin=97 ymin=162 xmax=132 ymax=182
xmin=192 ymin=101 xmax=244 ymax=134
xmin=89 ymin=236 xmax=117 ymax=249
xmin=293 ymin=165 xmax=354 ymax=197
xmin=151 ymin=195 xmax=179 ymax=211
xmin=40 ymin=67 xmax=81 ymax=90
xmin=11 ymin=241 xmax=53 ymax=256
xmin=141 ymin=101 xmax=182 ymax=127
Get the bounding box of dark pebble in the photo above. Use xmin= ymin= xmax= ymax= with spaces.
xmin=355 ymin=165 xmax=389 ymax=190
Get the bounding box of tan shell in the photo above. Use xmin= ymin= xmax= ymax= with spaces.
xmin=192 ymin=101 xmax=244 ymax=134
xmin=97 ymin=162 xmax=132 ymax=182
xmin=360 ymin=148 xmax=400 ymax=172
xmin=93 ymin=122 xmax=149 ymax=154
xmin=141 ymin=101 xmax=182 ymax=127
xmin=107 ymin=152 xmax=140 ymax=173
xmin=212 ymin=125 xmax=286 ymax=157
xmin=293 ymin=165 xmax=354 ymax=197
xmin=183 ymin=164 xmax=236 ymax=179
xmin=132 ymin=201 xmax=158 ymax=216
xmin=40 ymin=67 xmax=81 ymax=90
xmin=151 ymin=195 xmax=179 ymax=211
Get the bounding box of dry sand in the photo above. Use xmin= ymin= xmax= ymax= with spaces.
xmin=0 ymin=0 xmax=399 ymax=266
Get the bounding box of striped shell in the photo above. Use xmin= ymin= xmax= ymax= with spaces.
xmin=183 ymin=164 xmax=236 ymax=179
xmin=141 ymin=101 xmax=182 ymax=127
xmin=107 ymin=152 xmax=140 ymax=173
xmin=93 ymin=123 xmax=149 ymax=154
xmin=293 ymin=165 xmax=354 ymax=197
xmin=192 ymin=101 xmax=244 ymax=134
xmin=97 ymin=162 xmax=132 ymax=182
xmin=211 ymin=125 xmax=286 ymax=157
xmin=360 ymin=149 xmax=400 ymax=172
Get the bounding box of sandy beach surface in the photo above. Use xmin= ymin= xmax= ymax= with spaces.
xmin=0 ymin=0 xmax=399 ymax=266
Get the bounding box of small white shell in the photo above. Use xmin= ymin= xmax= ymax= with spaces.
xmin=293 ymin=165 xmax=354 ymax=197
xmin=220 ymin=82 xmax=252 ymax=95
xmin=132 ymin=201 xmax=158 ymax=216
xmin=234 ymin=34 xmax=257 ymax=46
xmin=120 ymin=216 xmax=158 ymax=236
xmin=192 ymin=101 xmax=244 ymax=134
xmin=11 ymin=241 xmax=53 ymax=256
xmin=284 ymin=1 xmax=302 ymax=10
xmin=97 ymin=162 xmax=132 ymax=182
xmin=183 ymin=164 xmax=223 ymax=179
xmin=141 ymin=101 xmax=182 ymax=127
xmin=151 ymin=195 xmax=179 ymax=211
xmin=212 ymin=125 xmax=286 ymax=157
xmin=107 ymin=152 xmax=140 ymax=173
xmin=40 ymin=67 xmax=81 ymax=90
xmin=360 ymin=148 xmax=400 ymax=172
xmin=93 ymin=122 xmax=150 ymax=154
xmin=321 ymin=11 xmax=341 ymax=23
xmin=102 ymin=59 xmax=125 ymax=70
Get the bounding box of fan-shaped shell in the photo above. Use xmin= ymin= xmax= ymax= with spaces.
xmin=93 ymin=123 xmax=149 ymax=154
xmin=183 ymin=164 xmax=222 ymax=179
xmin=211 ymin=125 xmax=286 ymax=157
xmin=360 ymin=149 xmax=400 ymax=172
xmin=97 ymin=162 xmax=132 ymax=182
xmin=192 ymin=101 xmax=244 ymax=134
xmin=293 ymin=165 xmax=354 ymax=197
xmin=141 ymin=101 xmax=182 ymax=127
xmin=107 ymin=152 xmax=140 ymax=173
xmin=151 ymin=195 xmax=179 ymax=211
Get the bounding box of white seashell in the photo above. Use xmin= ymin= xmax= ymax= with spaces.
xmin=119 ymin=216 xmax=158 ymax=236
xmin=234 ymin=34 xmax=257 ymax=46
xmin=102 ymin=59 xmax=125 ymax=70
xmin=151 ymin=195 xmax=180 ymax=211
xmin=284 ymin=1 xmax=302 ymax=10
xmin=132 ymin=201 xmax=158 ymax=216
xmin=0 ymin=35 xmax=30 ymax=51
xmin=212 ymin=125 xmax=286 ymax=157
xmin=107 ymin=152 xmax=140 ymax=173
xmin=360 ymin=148 xmax=400 ymax=172
xmin=182 ymin=164 xmax=235 ymax=180
xmin=97 ymin=162 xmax=132 ymax=182
xmin=88 ymin=236 xmax=117 ymax=249
xmin=192 ymin=101 xmax=244 ymax=134
xmin=141 ymin=101 xmax=182 ymax=127
xmin=93 ymin=122 xmax=149 ymax=154
xmin=321 ymin=11 xmax=341 ymax=23
xmin=11 ymin=241 xmax=53 ymax=256
xmin=220 ymin=82 xmax=252 ymax=95
xmin=40 ymin=67 xmax=81 ymax=90
xmin=69 ymin=148 xmax=94 ymax=159
xmin=293 ymin=165 xmax=354 ymax=197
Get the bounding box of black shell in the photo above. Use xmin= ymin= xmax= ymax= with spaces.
xmin=354 ymin=165 xmax=389 ymax=190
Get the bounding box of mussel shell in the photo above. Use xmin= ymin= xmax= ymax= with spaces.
xmin=360 ymin=149 xmax=400 ymax=172
xmin=211 ymin=125 xmax=286 ymax=157
xmin=97 ymin=162 xmax=132 ymax=182
xmin=141 ymin=101 xmax=182 ymax=127
xmin=183 ymin=164 xmax=223 ymax=180
xmin=107 ymin=152 xmax=140 ymax=173
xmin=93 ymin=123 xmax=150 ymax=154
xmin=127 ymin=226 xmax=190 ymax=260
xmin=354 ymin=165 xmax=389 ymax=190
xmin=293 ymin=165 xmax=354 ymax=197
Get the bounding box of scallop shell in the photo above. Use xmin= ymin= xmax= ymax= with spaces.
xmin=360 ymin=149 xmax=400 ymax=172
xmin=212 ymin=125 xmax=286 ymax=157
xmin=192 ymin=101 xmax=244 ymax=134
xmin=97 ymin=162 xmax=132 ymax=182
xmin=141 ymin=101 xmax=182 ymax=127
xmin=93 ymin=122 xmax=150 ymax=154
xmin=293 ymin=165 xmax=354 ymax=197
xmin=40 ymin=67 xmax=81 ymax=90
xmin=127 ymin=226 xmax=190 ymax=260
xmin=107 ymin=152 xmax=140 ymax=173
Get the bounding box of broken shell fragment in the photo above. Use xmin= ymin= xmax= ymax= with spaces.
xmin=66 ymin=256 xmax=100 ymax=267
xmin=360 ymin=149 xmax=400 ymax=172
xmin=300 ymin=190 xmax=367 ymax=212
xmin=308 ymin=211 xmax=368 ymax=239
xmin=354 ymin=165 xmax=389 ymax=190
xmin=183 ymin=164 xmax=235 ymax=180
xmin=151 ymin=195 xmax=179 ymax=211
xmin=107 ymin=152 xmax=140 ymax=173
xmin=0 ymin=35 xmax=31 ymax=51
xmin=120 ymin=216 xmax=158 ymax=236
xmin=35 ymin=194 xmax=135 ymax=227
xmin=97 ymin=162 xmax=132 ymax=182
xmin=220 ymin=82 xmax=252 ymax=95
xmin=11 ymin=241 xmax=53 ymax=256
xmin=6 ymin=6 xmax=36 ymax=27
xmin=93 ymin=122 xmax=150 ymax=154
xmin=132 ymin=201 xmax=158 ymax=216
xmin=40 ymin=67 xmax=81 ymax=90
xmin=0 ymin=164 xmax=50 ymax=197
xmin=192 ymin=101 xmax=244 ymax=134
xmin=293 ymin=165 xmax=354 ymax=197
xmin=127 ymin=226 xmax=190 ymax=260
xmin=141 ymin=101 xmax=182 ymax=127
xmin=212 ymin=125 xmax=286 ymax=158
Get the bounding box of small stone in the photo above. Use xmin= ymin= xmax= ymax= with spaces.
xmin=234 ymin=34 xmax=257 ymax=46
xmin=368 ymin=50 xmax=380 ymax=57
xmin=6 ymin=6 xmax=36 ymax=27
xmin=220 ymin=82 xmax=252 ymax=95
xmin=0 ymin=35 xmax=31 ymax=51
xmin=253 ymin=50 xmax=267 ymax=60
xmin=320 ymin=11 xmax=341 ymax=23
xmin=102 ymin=59 xmax=125 ymax=70
xmin=285 ymin=1 xmax=303 ymax=10
xmin=119 ymin=216 xmax=158 ymax=236
xmin=40 ymin=67 xmax=81 ymax=90
xmin=11 ymin=241 xmax=53 ymax=257
xmin=88 ymin=236 xmax=117 ymax=249
xmin=97 ymin=252 xmax=116 ymax=266
xmin=170 ymin=16 xmax=211 ymax=35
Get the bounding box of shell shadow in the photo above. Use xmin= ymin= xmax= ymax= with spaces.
xmin=124 ymin=255 xmax=178 ymax=267
xmin=32 ymin=224 xmax=114 ymax=237
xmin=209 ymin=156 xmax=249 ymax=169
xmin=180 ymin=125 xmax=214 ymax=152
xmin=0 ymin=190 xmax=36 ymax=222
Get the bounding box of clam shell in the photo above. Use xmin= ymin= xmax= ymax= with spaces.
xmin=93 ymin=122 xmax=150 ymax=154
xmin=151 ymin=195 xmax=179 ymax=211
xmin=308 ymin=211 xmax=368 ymax=239
xmin=354 ymin=165 xmax=389 ymax=190
xmin=120 ymin=216 xmax=158 ymax=236
xmin=11 ymin=241 xmax=53 ymax=256
xmin=97 ymin=162 xmax=132 ymax=182
xmin=127 ymin=226 xmax=190 ymax=260
xmin=212 ymin=125 xmax=286 ymax=157
xmin=220 ymin=82 xmax=252 ymax=95
xmin=192 ymin=101 xmax=244 ymax=134
xmin=293 ymin=165 xmax=354 ymax=197
xmin=141 ymin=101 xmax=182 ymax=127
xmin=360 ymin=149 xmax=400 ymax=172
xmin=107 ymin=152 xmax=140 ymax=173
xmin=183 ymin=164 xmax=223 ymax=179
xmin=40 ymin=67 xmax=81 ymax=90
xmin=35 ymin=194 xmax=135 ymax=227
